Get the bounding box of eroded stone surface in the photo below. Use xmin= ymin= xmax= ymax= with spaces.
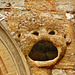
xmin=52 ymin=69 xmax=75 ymax=75
xmin=52 ymin=69 xmax=66 ymax=75
xmin=4 ymin=9 xmax=74 ymax=69
xmin=0 ymin=0 xmax=25 ymax=8
xmin=0 ymin=0 xmax=75 ymax=75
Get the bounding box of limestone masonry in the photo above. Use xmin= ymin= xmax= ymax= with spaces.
xmin=0 ymin=0 xmax=75 ymax=75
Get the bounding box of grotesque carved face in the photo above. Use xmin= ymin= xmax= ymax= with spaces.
xmin=6 ymin=11 xmax=71 ymax=67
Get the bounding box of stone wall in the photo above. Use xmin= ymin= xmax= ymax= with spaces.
xmin=0 ymin=0 xmax=75 ymax=24
xmin=0 ymin=0 xmax=75 ymax=75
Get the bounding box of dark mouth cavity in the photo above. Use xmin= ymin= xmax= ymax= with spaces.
xmin=29 ymin=40 xmax=58 ymax=61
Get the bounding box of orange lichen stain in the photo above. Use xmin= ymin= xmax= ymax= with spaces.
xmin=4 ymin=8 xmax=11 ymax=12
xmin=26 ymin=0 xmax=56 ymax=13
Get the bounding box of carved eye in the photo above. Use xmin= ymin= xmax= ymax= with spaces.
xmin=32 ymin=31 xmax=39 ymax=36
xmin=64 ymin=34 xmax=66 ymax=38
xmin=18 ymin=34 xmax=21 ymax=38
xmin=49 ymin=30 xmax=55 ymax=35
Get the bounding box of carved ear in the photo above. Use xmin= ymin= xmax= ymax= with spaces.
xmin=65 ymin=34 xmax=71 ymax=45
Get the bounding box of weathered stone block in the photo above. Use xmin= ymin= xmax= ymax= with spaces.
xmin=0 ymin=0 xmax=25 ymax=8
xmin=0 ymin=0 xmax=75 ymax=75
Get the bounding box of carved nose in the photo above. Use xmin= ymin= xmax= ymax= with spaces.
xmin=31 ymin=28 xmax=48 ymax=37
xmin=39 ymin=28 xmax=48 ymax=36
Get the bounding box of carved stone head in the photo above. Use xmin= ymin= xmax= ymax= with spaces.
xmin=5 ymin=0 xmax=75 ymax=74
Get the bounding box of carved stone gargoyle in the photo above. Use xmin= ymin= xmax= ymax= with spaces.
xmin=4 ymin=0 xmax=75 ymax=75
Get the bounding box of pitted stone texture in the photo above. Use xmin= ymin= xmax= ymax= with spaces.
xmin=52 ymin=69 xmax=66 ymax=75
xmin=56 ymin=0 xmax=75 ymax=12
xmin=5 ymin=10 xmax=74 ymax=68
xmin=26 ymin=0 xmax=56 ymax=12
xmin=0 ymin=0 xmax=75 ymax=75
xmin=52 ymin=69 xmax=75 ymax=75
xmin=0 ymin=0 xmax=25 ymax=8
xmin=65 ymin=70 xmax=75 ymax=75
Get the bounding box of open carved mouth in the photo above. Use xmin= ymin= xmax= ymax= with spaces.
xmin=29 ymin=40 xmax=58 ymax=61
